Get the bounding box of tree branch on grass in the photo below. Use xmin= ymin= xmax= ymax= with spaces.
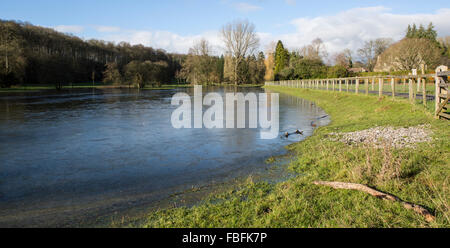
xmin=313 ymin=181 xmax=435 ymax=222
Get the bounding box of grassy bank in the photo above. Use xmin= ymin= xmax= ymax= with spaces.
xmin=134 ymin=86 xmax=449 ymax=228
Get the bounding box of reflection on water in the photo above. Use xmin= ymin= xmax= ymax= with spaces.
xmin=0 ymin=87 xmax=329 ymax=227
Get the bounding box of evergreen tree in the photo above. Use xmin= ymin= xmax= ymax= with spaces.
xmin=411 ymin=24 xmax=417 ymax=37
xmin=417 ymin=24 xmax=426 ymax=38
xmin=405 ymin=22 xmax=438 ymax=42
xmin=273 ymin=40 xmax=289 ymax=80
xmin=406 ymin=24 xmax=412 ymax=38
xmin=426 ymin=22 xmax=437 ymax=41
xmin=216 ymin=55 xmax=225 ymax=83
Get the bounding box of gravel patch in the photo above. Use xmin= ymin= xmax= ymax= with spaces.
xmin=330 ymin=124 xmax=433 ymax=148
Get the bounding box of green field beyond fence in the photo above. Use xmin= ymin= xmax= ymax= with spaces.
xmin=266 ymin=69 xmax=449 ymax=120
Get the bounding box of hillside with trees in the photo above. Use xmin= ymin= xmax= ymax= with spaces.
xmin=0 ymin=19 xmax=182 ymax=88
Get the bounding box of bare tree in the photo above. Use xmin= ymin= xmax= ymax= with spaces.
xmin=333 ymin=48 xmax=353 ymax=67
xmin=358 ymin=38 xmax=393 ymax=71
xmin=189 ymin=39 xmax=212 ymax=56
xmin=221 ymin=20 xmax=260 ymax=85
xmin=181 ymin=39 xmax=222 ymax=85
xmin=299 ymin=38 xmax=328 ymax=62
xmin=311 ymin=38 xmax=328 ymax=59
xmin=265 ymin=41 xmax=277 ymax=55
xmin=378 ymin=38 xmax=441 ymax=71
xmin=374 ymin=38 xmax=393 ymax=56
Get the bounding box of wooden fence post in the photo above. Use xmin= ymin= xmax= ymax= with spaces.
xmin=435 ymin=75 xmax=439 ymax=117
xmin=346 ymin=79 xmax=349 ymax=92
xmin=403 ymin=78 xmax=406 ymax=92
xmin=371 ymin=78 xmax=375 ymax=91
xmin=379 ymin=78 xmax=383 ymax=98
xmin=422 ymin=78 xmax=426 ymax=106
xmin=417 ymin=77 xmax=421 ymax=92
xmin=355 ymin=78 xmax=359 ymax=94
xmin=409 ymin=78 xmax=414 ymax=102
xmin=365 ymin=78 xmax=369 ymax=95
xmin=391 ymin=78 xmax=395 ymax=99
xmin=326 ymin=80 xmax=329 ymax=91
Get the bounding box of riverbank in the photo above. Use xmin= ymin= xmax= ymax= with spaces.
xmin=0 ymin=83 xmax=265 ymax=93
xmin=135 ymin=86 xmax=449 ymax=228
xmin=0 ymin=84 xmax=192 ymax=93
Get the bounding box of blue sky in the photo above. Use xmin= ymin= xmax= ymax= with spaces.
xmin=1 ymin=0 xmax=449 ymax=56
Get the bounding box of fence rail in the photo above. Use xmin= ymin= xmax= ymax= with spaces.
xmin=265 ymin=67 xmax=450 ymax=120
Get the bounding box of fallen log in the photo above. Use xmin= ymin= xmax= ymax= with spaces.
xmin=313 ymin=181 xmax=435 ymax=222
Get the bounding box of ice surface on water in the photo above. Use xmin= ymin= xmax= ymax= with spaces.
xmin=0 ymin=87 xmax=329 ymax=226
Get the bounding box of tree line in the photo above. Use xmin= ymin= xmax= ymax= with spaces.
xmin=268 ymin=38 xmax=352 ymax=81
xmin=2 ymin=19 xmax=449 ymax=88
xmin=0 ymin=19 xmax=183 ymax=88
xmin=0 ymin=19 xmax=266 ymax=88
xmin=267 ymin=22 xmax=449 ymax=81
xmin=178 ymin=21 xmax=265 ymax=86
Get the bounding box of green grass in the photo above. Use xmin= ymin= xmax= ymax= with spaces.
xmin=205 ymin=83 xmax=264 ymax=87
xmin=311 ymin=82 xmax=435 ymax=95
xmin=130 ymin=86 xmax=449 ymax=228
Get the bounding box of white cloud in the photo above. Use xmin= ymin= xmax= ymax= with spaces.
xmin=94 ymin=26 xmax=120 ymax=33
xmin=103 ymin=30 xmax=224 ymax=55
xmin=270 ymin=7 xmax=450 ymax=59
xmin=234 ymin=2 xmax=262 ymax=12
xmin=66 ymin=6 xmax=450 ymax=57
xmin=54 ymin=25 xmax=84 ymax=34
